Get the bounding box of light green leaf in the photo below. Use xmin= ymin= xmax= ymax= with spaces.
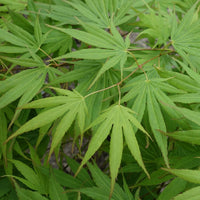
xmin=177 ymin=107 xmax=200 ymax=126
xmin=5 ymin=104 xmax=70 ymax=142
xmin=162 ymin=168 xmax=200 ymax=184
xmin=77 ymin=117 xmax=113 ymax=174
xmin=147 ymin=84 xmax=168 ymax=167
xmin=54 ymin=48 xmax=118 ymax=60
xmin=0 ymin=56 xmax=45 ymax=67
xmin=170 ymin=93 xmax=200 ymax=103
xmin=166 ymin=130 xmax=200 ymax=145
xmin=109 ymin=121 xmax=123 ymax=194
xmin=157 ymin=178 xmax=186 ymax=200
xmin=6 ymin=22 xmax=35 ymax=46
xmin=90 ymin=54 xmax=122 ymax=88
xmin=0 ymin=70 xmax=44 ymax=109
xmin=0 ymin=46 xmax=28 ymax=53
xmin=174 ymin=186 xmax=200 ymax=200
xmin=123 ymin=121 xmax=149 ymax=177
xmin=171 ymin=2 xmax=200 ymax=56
xmin=21 ymin=96 xmax=69 ymax=109
xmin=0 ymin=69 xmax=38 ymax=94
xmin=48 ymin=106 xmax=78 ymax=159
xmin=0 ymin=28 xmax=27 ymax=47
xmin=34 ymin=16 xmax=43 ymax=46
xmin=76 ymin=105 xmax=149 ymax=195
xmin=48 ymin=25 xmax=117 ymax=49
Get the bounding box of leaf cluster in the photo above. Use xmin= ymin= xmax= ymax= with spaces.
xmin=1 ymin=0 xmax=200 ymax=199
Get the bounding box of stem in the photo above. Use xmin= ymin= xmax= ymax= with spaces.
xmin=117 ymin=84 xmax=121 ymax=105
xmin=39 ymin=47 xmax=59 ymax=66
xmin=84 ymin=84 xmax=118 ymax=99
xmin=127 ymin=51 xmax=140 ymax=68
xmin=84 ymin=51 xmax=171 ymax=99
xmin=128 ymin=48 xmax=172 ymax=51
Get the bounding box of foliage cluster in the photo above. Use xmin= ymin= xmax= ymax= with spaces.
xmin=1 ymin=0 xmax=200 ymax=199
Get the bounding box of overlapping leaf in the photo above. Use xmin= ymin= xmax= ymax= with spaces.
xmin=50 ymin=21 xmax=129 ymax=87
xmin=43 ymin=0 xmax=135 ymax=28
xmin=5 ymin=88 xmax=87 ymax=159
xmin=122 ymin=77 xmax=184 ymax=166
xmin=138 ymin=9 xmax=171 ymax=46
xmin=171 ymin=1 xmax=200 ymax=57
xmin=76 ymin=104 xmax=149 ymax=195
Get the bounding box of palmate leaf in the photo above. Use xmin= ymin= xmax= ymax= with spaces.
xmin=63 ymin=0 xmax=134 ymax=28
xmin=10 ymin=160 xmax=44 ymax=193
xmin=78 ymin=162 xmax=133 ymax=200
xmin=171 ymin=1 xmax=200 ymax=57
xmin=138 ymin=8 xmax=171 ymax=46
xmin=157 ymin=68 xmax=200 ymax=93
xmin=51 ymin=21 xmax=129 ymax=87
xmin=76 ymin=105 xmax=149 ymax=196
xmin=122 ymin=77 xmax=184 ymax=167
xmin=0 ymin=68 xmax=46 ymax=110
xmin=6 ymin=88 xmax=87 ymax=159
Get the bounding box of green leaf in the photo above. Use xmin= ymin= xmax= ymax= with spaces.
xmin=15 ymin=185 xmax=48 ymax=200
xmin=170 ymin=93 xmax=200 ymax=103
xmin=48 ymin=107 xmax=77 ymax=159
xmin=65 ymin=156 xmax=94 ymax=187
xmin=49 ymin=175 xmax=68 ymax=200
xmin=90 ymin=54 xmax=122 ymax=88
xmin=109 ymin=117 xmax=123 ymax=194
xmin=40 ymin=167 xmax=84 ymax=189
xmin=76 ymin=105 xmax=149 ymax=195
xmin=177 ymin=107 xmax=200 ymax=126
xmin=6 ymin=21 xmax=36 ymax=46
xmin=34 ymin=16 xmax=43 ymax=46
xmin=147 ymin=83 xmax=169 ymax=167
xmin=86 ymin=162 xmax=128 ymax=200
xmin=171 ymin=2 xmax=200 ymax=56
xmin=0 ymin=28 xmax=27 ymax=47
xmin=21 ymin=96 xmax=69 ymax=109
xmin=0 ymin=46 xmax=28 ymax=53
xmin=0 ymin=69 xmax=45 ymax=109
xmin=162 ymin=168 xmax=200 ymax=184
xmin=11 ymin=160 xmax=41 ymax=191
xmin=0 ymin=110 xmax=7 ymax=160
xmin=0 ymin=178 xmax=11 ymax=198
xmin=54 ymin=48 xmax=118 ymax=60
xmin=165 ymin=130 xmax=200 ymax=145
xmin=48 ymin=25 xmax=117 ymax=49
xmin=174 ymin=186 xmax=200 ymax=200
xmin=6 ymin=104 xmax=70 ymax=142
xmin=157 ymin=178 xmax=186 ymax=200
xmin=0 ymin=56 xmax=45 ymax=67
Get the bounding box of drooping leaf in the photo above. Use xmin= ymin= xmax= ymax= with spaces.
xmin=76 ymin=105 xmax=149 ymax=195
